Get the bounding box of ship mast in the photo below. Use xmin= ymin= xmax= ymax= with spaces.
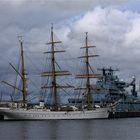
xmin=19 ymin=37 xmax=27 ymax=107
xmin=85 ymin=32 xmax=91 ymax=109
xmin=50 ymin=25 xmax=58 ymax=110
xmin=41 ymin=25 xmax=72 ymax=111
xmin=1 ymin=37 xmax=27 ymax=107
xmin=76 ymin=32 xmax=101 ymax=110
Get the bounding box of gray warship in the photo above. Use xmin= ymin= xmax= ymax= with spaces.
xmin=69 ymin=67 xmax=140 ymax=118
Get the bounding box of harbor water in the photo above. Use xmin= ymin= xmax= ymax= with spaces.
xmin=0 ymin=118 xmax=140 ymax=140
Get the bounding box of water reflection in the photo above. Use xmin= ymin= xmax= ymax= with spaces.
xmin=1 ymin=119 xmax=140 ymax=140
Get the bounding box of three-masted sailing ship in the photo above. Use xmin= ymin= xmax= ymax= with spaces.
xmin=0 ymin=26 xmax=109 ymax=120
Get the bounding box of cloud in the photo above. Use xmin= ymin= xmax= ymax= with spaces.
xmin=124 ymin=18 xmax=140 ymax=46
xmin=0 ymin=0 xmax=127 ymax=29
xmin=59 ymin=7 xmax=140 ymax=82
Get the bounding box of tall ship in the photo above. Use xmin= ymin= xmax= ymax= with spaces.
xmin=0 ymin=26 xmax=109 ymax=120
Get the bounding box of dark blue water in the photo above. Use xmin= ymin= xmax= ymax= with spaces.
xmin=0 ymin=118 xmax=140 ymax=140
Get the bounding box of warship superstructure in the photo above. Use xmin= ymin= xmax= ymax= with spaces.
xmin=96 ymin=67 xmax=140 ymax=118
xmin=69 ymin=67 xmax=140 ymax=118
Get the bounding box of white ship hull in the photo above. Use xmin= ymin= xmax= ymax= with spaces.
xmin=0 ymin=107 xmax=109 ymax=120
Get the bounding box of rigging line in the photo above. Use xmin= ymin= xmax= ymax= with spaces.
xmin=80 ymin=77 xmax=85 ymax=98
xmin=25 ymin=50 xmax=44 ymax=54
xmin=1 ymin=64 xmax=14 ymax=101
xmin=55 ymin=47 xmax=75 ymax=73
xmin=25 ymin=53 xmax=42 ymax=73
xmin=46 ymin=90 xmax=53 ymax=105
xmin=55 ymin=60 xmax=62 ymax=70
xmin=46 ymin=54 xmax=52 ymax=68
xmin=45 ymin=57 xmax=77 ymax=61
xmin=45 ymin=56 xmax=51 ymax=82
xmin=0 ymin=91 xmax=3 ymax=102
xmin=56 ymin=83 xmax=71 ymax=96
xmin=50 ymin=31 xmax=76 ymax=64
xmin=28 ymin=76 xmax=40 ymax=90
xmin=28 ymin=96 xmax=39 ymax=102
xmin=27 ymin=74 xmax=41 ymax=77
xmin=88 ymin=62 xmax=94 ymax=74
xmin=41 ymin=56 xmax=51 ymax=98
xmin=41 ymin=58 xmax=53 ymax=103
xmin=42 ymin=57 xmax=48 ymax=73
xmin=27 ymin=92 xmax=39 ymax=97
xmin=24 ymin=41 xmax=45 ymax=45
xmin=28 ymin=93 xmax=40 ymax=101
xmin=25 ymin=43 xmax=45 ymax=62
xmin=12 ymin=49 xmax=22 ymax=100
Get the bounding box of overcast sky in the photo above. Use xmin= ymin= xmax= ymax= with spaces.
xmin=0 ymin=0 xmax=140 ymax=86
